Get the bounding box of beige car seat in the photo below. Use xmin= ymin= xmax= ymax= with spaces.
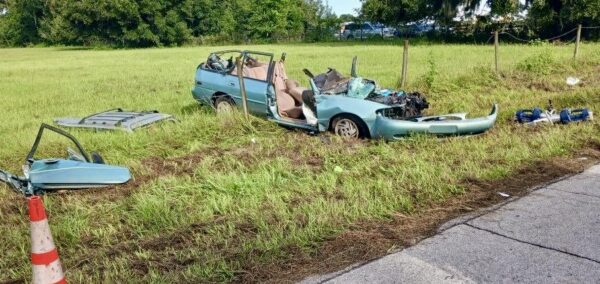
xmin=273 ymin=61 xmax=311 ymax=119
xmin=232 ymin=58 xmax=308 ymax=119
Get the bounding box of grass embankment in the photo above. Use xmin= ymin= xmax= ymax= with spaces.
xmin=0 ymin=43 xmax=599 ymax=282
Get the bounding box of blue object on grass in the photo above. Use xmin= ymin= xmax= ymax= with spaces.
xmin=515 ymin=108 xmax=543 ymax=123
xmin=560 ymin=108 xmax=590 ymax=124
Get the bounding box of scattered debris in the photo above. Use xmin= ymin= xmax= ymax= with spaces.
xmin=0 ymin=124 xmax=130 ymax=196
xmin=566 ymin=76 xmax=581 ymax=86
xmin=55 ymin=109 xmax=176 ymax=132
xmin=498 ymin=192 xmax=510 ymax=198
xmin=516 ymin=100 xmax=593 ymax=125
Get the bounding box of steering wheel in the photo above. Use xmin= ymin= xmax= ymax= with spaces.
xmin=245 ymin=55 xmax=258 ymax=66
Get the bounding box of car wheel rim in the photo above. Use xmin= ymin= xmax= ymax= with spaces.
xmin=216 ymin=101 xmax=233 ymax=113
xmin=335 ymin=119 xmax=359 ymax=138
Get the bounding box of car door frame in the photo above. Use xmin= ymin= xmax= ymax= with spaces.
xmin=265 ymin=57 xmax=319 ymax=132
xmin=234 ymin=51 xmax=274 ymax=116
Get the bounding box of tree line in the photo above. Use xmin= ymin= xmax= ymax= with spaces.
xmin=1 ymin=0 xmax=598 ymax=47
xmin=0 ymin=0 xmax=338 ymax=47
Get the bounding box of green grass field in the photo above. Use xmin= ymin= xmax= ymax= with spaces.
xmin=1 ymin=42 xmax=599 ymax=282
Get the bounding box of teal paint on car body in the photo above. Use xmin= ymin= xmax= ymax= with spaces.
xmin=192 ymin=50 xmax=498 ymax=140
xmin=29 ymin=159 xmax=131 ymax=190
xmin=313 ymin=93 xmax=383 ymax=137
xmin=373 ymin=104 xmax=499 ymax=140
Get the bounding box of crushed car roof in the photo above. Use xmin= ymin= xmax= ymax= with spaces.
xmin=54 ymin=109 xmax=176 ymax=132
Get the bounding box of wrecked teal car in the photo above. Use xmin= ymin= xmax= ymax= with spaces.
xmin=192 ymin=50 xmax=498 ymax=140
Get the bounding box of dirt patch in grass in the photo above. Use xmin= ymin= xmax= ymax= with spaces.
xmin=56 ymin=140 xmax=327 ymax=203
xmin=240 ymin=143 xmax=600 ymax=283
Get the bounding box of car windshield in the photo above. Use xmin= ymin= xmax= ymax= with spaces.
xmin=347 ymin=78 xmax=375 ymax=99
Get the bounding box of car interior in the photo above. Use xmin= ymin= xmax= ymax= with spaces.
xmin=205 ymin=52 xmax=312 ymax=120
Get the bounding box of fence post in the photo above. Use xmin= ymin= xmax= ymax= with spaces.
xmin=494 ymin=31 xmax=499 ymax=74
xmin=400 ymin=39 xmax=409 ymax=89
xmin=235 ymin=57 xmax=250 ymax=119
xmin=574 ymin=24 xmax=582 ymax=60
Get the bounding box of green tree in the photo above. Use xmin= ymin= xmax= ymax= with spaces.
xmin=527 ymin=0 xmax=600 ymax=37
xmin=41 ymin=0 xmax=193 ymax=47
xmin=0 ymin=0 xmax=46 ymax=46
xmin=361 ymin=0 xmax=426 ymax=25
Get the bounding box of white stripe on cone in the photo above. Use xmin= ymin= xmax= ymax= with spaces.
xmin=32 ymin=258 xmax=65 ymax=284
xmin=31 ymin=219 xmax=57 ymax=254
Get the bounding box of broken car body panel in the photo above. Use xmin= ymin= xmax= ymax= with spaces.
xmin=29 ymin=159 xmax=131 ymax=190
xmin=192 ymin=50 xmax=497 ymax=139
xmin=54 ymin=109 xmax=176 ymax=132
xmin=374 ymin=104 xmax=499 ymax=140
xmin=1 ymin=124 xmax=131 ymax=195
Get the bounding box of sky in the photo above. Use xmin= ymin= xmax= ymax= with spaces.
xmin=328 ymin=0 xmax=362 ymax=16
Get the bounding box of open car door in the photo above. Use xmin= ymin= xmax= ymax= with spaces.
xmin=1 ymin=124 xmax=131 ymax=196
xmin=266 ymin=54 xmax=319 ymax=132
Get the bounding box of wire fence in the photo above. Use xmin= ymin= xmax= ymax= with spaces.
xmin=398 ymin=24 xmax=595 ymax=84
xmin=489 ymin=24 xmax=593 ymax=74
xmin=487 ymin=26 xmax=600 ymax=43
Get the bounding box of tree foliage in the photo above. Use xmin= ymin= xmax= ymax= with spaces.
xmin=0 ymin=0 xmax=337 ymax=47
xmin=527 ymin=0 xmax=600 ymax=37
xmin=1 ymin=0 xmax=598 ymax=46
xmin=0 ymin=0 xmax=46 ymax=46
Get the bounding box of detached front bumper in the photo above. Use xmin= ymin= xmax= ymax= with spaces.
xmin=373 ymin=104 xmax=498 ymax=140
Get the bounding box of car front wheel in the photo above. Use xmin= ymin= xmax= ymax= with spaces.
xmin=331 ymin=115 xmax=368 ymax=139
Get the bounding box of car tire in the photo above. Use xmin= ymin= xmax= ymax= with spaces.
xmin=214 ymin=96 xmax=235 ymax=114
xmin=331 ymin=115 xmax=369 ymax=139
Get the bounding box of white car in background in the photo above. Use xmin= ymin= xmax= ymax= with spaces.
xmin=340 ymin=22 xmax=394 ymax=39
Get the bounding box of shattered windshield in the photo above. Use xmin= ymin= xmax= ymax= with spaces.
xmin=347 ymin=77 xmax=376 ymax=99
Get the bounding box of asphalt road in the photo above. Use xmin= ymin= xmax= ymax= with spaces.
xmin=302 ymin=165 xmax=600 ymax=284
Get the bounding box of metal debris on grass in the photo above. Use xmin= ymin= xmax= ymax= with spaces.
xmin=55 ymin=109 xmax=177 ymax=132
xmin=0 ymin=124 xmax=131 ymax=196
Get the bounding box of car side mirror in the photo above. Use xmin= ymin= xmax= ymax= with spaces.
xmin=281 ymin=52 xmax=287 ymax=62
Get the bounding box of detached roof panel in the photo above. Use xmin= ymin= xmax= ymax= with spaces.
xmin=55 ymin=109 xmax=177 ymax=132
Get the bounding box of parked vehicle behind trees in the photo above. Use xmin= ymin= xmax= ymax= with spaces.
xmin=340 ymin=22 xmax=395 ymax=40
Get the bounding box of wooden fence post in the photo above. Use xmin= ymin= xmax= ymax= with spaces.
xmin=400 ymin=39 xmax=409 ymax=89
xmin=494 ymin=31 xmax=499 ymax=74
xmin=574 ymin=24 xmax=582 ymax=60
xmin=235 ymin=57 xmax=249 ymax=119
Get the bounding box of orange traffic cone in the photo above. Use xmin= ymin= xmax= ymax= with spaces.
xmin=28 ymin=196 xmax=66 ymax=284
